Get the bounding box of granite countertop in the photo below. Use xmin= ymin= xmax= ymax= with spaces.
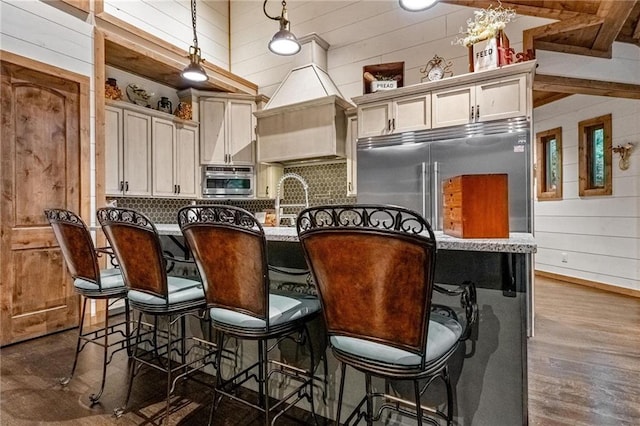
xmin=155 ymin=224 xmax=536 ymax=254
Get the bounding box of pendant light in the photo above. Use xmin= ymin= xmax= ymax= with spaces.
xmin=181 ymin=0 xmax=208 ymax=82
xmin=263 ymin=0 xmax=301 ymax=56
xmin=399 ymin=0 xmax=438 ymax=12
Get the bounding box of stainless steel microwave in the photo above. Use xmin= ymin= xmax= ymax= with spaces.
xmin=202 ymin=165 xmax=254 ymax=197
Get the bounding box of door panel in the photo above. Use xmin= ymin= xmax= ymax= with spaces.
xmin=1 ymin=60 xmax=80 ymax=346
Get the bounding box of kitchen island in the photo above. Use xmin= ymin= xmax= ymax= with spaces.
xmin=156 ymin=224 xmax=536 ymax=425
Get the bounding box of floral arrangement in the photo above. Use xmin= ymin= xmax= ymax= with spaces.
xmin=453 ymin=3 xmax=516 ymax=47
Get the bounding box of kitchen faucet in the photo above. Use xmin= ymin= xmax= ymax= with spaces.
xmin=275 ymin=173 xmax=309 ymax=226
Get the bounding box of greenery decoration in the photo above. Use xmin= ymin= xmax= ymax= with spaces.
xmin=453 ymin=3 xmax=516 ymax=47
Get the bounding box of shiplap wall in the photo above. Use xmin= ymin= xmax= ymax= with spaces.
xmin=0 ymin=0 xmax=98 ymax=217
xmin=229 ymin=0 xmax=550 ymax=100
xmin=534 ymin=95 xmax=640 ymax=291
xmin=534 ymin=45 xmax=640 ymax=291
xmin=103 ymin=0 xmax=230 ymax=70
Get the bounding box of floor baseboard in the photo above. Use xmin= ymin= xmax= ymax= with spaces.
xmin=535 ymin=270 xmax=640 ymax=298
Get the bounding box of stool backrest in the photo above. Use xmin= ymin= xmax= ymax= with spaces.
xmin=97 ymin=207 xmax=168 ymax=298
xmin=44 ymin=208 xmax=101 ymax=286
xmin=297 ymin=205 xmax=437 ymax=358
xmin=178 ymin=205 xmax=269 ymax=320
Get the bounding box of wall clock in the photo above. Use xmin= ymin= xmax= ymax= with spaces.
xmin=420 ymin=55 xmax=453 ymax=82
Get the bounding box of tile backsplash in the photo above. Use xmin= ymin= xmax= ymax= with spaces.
xmin=109 ymin=162 xmax=355 ymax=223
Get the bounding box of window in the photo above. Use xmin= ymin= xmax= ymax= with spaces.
xmin=536 ymin=127 xmax=562 ymax=200
xmin=578 ymin=114 xmax=612 ymax=196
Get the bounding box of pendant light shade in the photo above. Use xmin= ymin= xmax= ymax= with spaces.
xmin=182 ymin=0 xmax=208 ymax=82
xmin=264 ymin=0 xmax=300 ymax=56
xmin=399 ymin=0 xmax=438 ymax=12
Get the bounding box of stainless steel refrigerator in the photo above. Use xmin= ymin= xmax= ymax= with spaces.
xmin=357 ymin=118 xmax=532 ymax=232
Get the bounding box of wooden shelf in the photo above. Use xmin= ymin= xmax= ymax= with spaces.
xmin=362 ymin=62 xmax=404 ymax=94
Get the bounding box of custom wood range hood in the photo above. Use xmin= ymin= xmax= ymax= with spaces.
xmin=254 ymin=34 xmax=354 ymax=164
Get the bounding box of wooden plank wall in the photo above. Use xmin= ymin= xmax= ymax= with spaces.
xmin=534 ymin=94 xmax=640 ymax=291
xmin=102 ymin=0 xmax=230 ymax=70
xmin=229 ymin=1 xmax=550 ymax=99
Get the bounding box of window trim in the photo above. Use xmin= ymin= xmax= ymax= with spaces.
xmin=536 ymin=127 xmax=563 ymax=201
xmin=578 ymin=114 xmax=612 ymax=197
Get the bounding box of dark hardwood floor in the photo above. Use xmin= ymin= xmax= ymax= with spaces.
xmin=528 ymin=276 xmax=640 ymax=426
xmin=1 ymin=276 xmax=639 ymax=425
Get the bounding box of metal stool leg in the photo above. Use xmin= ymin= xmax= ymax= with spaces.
xmin=261 ymin=338 xmax=270 ymax=426
xmin=336 ymin=362 xmax=346 ymax=426
xmin=89 ymin=301 xmax=110 ymax=404
xmin=414 ymin=379 xmax=423 ymax=426
xmin=60 ymin=297 xmax=88 ymax=386
xmin=365 ymin=373 xmax=373 ymax=426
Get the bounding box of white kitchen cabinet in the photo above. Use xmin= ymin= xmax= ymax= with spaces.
xmin=256 ymin=163 xmax=283 ymax=198
xmin=358 ymin=93 xmax=430 ymax=138
xmin=105 ymin=105 xmax=152 ymax=197
xmin=346 ymin=112 xmax=358 ymax=196
xmin=200 ymin=97 xmax=255 ymax=165
xmin=151 ymin=117 xmax=199 ymax=198
xmin=432 ymin=74 xmax=527 ymax=128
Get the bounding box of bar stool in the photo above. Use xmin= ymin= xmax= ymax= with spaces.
xmin=44 ymin=208 xmax=130 ymax=404
xmin=178 ymin=204 xmax=322 ymax=426
xmin=97 ymin=207 xmax=213 ymax=422
xmin=297 ymin=204 xmax=463 ymax=426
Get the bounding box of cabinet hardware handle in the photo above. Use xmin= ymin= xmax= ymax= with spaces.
xmin=125 ymin=181 xmax=129 ymax=192
xmin=476 ymin=105 xmax=480 ymax=120
xmin=348 ymin=182 xmax=352 ymax=192
xmin=388 ymin=119 xmax=392 ymax=131
xmin=174 ymin=184 xmax=177 ymax=194
xmin=266 ymin=185 xmax=269 ymax=197
xmin=470 ymin=106 xmax=474 ymax=121
xmin=119 ymin=181 xmax=124 ymax=191
xmin=177 ymin=185 xmax=180 ymax=194
xmin=392 ymin=118 xmax=395 ymax=131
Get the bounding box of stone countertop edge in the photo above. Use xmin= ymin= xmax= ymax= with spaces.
xmin=155 ymin=225 xmax=537 ymax=254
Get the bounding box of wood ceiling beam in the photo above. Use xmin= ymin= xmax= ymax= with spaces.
xmin=534 ymin=74 xmax=640 ymax=99
xmin=533 ymin=91 xmax=572 ymax=108
xmin=440 ymin=1 xmax=582 ymax=20
xmin=633 ymin=10 xmax=640 ymax=39
xmin=533 ymin=41 xmax=611 ymax=58
xmin=592 ymin=0 xmax=636 ymax=51
xmin=523 ymin=14 xmax=603 ymax=52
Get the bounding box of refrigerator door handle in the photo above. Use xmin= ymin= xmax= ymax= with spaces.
xmin=421 ymin=162 xmax=427 ymax=217
xmin=433 ymin=161 xmax=439 ymax=229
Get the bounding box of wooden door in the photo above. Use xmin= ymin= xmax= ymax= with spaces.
xmin=1 ymin=57 xmax=84 ymax=346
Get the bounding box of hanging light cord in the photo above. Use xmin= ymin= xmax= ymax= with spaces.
xmin=190 ymin=0 xmax=199 ymax=49
xmin=263 ymin=0 xmax=289 ymax=28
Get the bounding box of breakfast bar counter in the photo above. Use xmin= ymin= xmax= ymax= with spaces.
xmin=156 ymin=223 xmax=536 ymax=425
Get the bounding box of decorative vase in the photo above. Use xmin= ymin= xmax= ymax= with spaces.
xmin=157 ymin=97 xmax=173 ymax=113
xmin=105 ymin=78 xmax=122 ymax=100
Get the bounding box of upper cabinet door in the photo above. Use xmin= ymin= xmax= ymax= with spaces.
xmin=358 ymin=101 xmax=392 ymax=138
xmin=431 ymin=86 xmax=474 ymax=128
xmin=105 ymin=105 xmax=123 ymax=196
xmin=151 ymin=117 xmax=176 ymax=197
xmin=122 ymin=110 xmax=152 ymax=196
xmin=476 ymin=74 xmax=527 ymax=122
xmin=227 ymin=100 xmax=255 ymax=164
xmin=200 ymin=98 xmax=226 ymax=164
xmin=175 ymin=124 xmax=199 ymax=198
xmin=394 ymin=94 xmax=431 ymax=133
